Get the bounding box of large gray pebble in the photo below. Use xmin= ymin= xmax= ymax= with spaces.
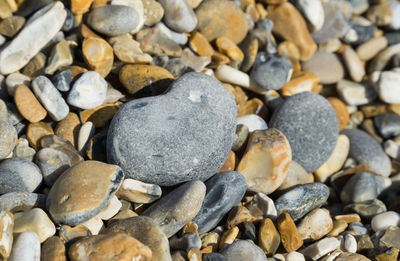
xmin=270 ymin=92 xmax=339 ymax=172
xmin=342 ymin=129 xmax=391 ymax=177
xmin=0 ymin=192 xmax=46 ymax=212
xmin=193 ymin=171 xmax=247 ymax=234
xmin=159 ymin=0 xmax=197 ymax=33
xmin=341 ymin=172 xmax=386 ymax=203
xmin=87 ymin=5 xmax=140 ymax=36
xmin=0 ymin=120 xmax=17 ymax=159
xmin=107 ymin=72 xmax=237 ymax=186
xmin=221 ymin=240 xmax=267 ymax=261
xmin=0 ymin=158 xmax=42 ymax=194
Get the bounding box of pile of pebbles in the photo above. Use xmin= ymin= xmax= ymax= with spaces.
xmin=0 ymin=0 xmax=399 ymax=260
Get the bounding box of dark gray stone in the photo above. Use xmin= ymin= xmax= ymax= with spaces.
xmin=344 ymin=23 xmax=376 ymax=45
xmin=0 ymin=158 xmax=42 ymax=194
xmin=242 ymin=221 xmax=256 ymax=241
xmin=52 ymin=70 xmax=72 ymax=92
xmin=107 ymin=72 xmax=237 ymax=186
xmin=62 ymin=8 xmax=76 ymax=32
xmin=250 ymin=53 xmax=292 ymax=91
xmin=193 ymin=171 xmax=247 ymax=234
xmin=6 ymin=102 xmax=23 ymax=125
xmin=256 ymin=19 xmax=273 ymax=31
xmin=344 ymin=199 xmax=387 ymax=220
xmin=385 ymin=32 xmax=400 ymax=45
xmin=169 ymin=232 xmax=201 ymax=252
xmin=35 ymin=147 xmax=72 ymax=186
xmin=203 ymin=253 xmax=227 ymax=261
xmin=220 ymin=240 xmax=267 ymax=261
xmin=340 ymin=172 xmax=386 ymax=203
xmin=269 ymin=92 xmax=339 ymax=172
xmin=15 ymin=0 xmax=53 ymax=17
xmin=0 ymin=192 xmax=46 ymax=212
xmin=374 ymin=113 xmax=400 ymax=139
xmin=87 ymin=5 xmax=140 ymax=36
xmin=275 ymin=182 xmax=330 ymax=221
xmin=342 ymin=129 xmax=391 ymax=177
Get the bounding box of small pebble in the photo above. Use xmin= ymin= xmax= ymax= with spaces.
xmin=302 ymin=51 xmax=344 ymax=84
xmin=0 ymin=120 xmax=17 ymax=159
xmin=220 ymin=240 xmax=267 ymax=261
xmin=116 ymin=178 xmax=162 ymax=204
xmin=8 ymin=231 xmax=40 ymax=261
xmin=371 ymin=211 xmax=400 ymax=232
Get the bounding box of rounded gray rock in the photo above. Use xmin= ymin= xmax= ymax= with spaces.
xmin=0 ymin=192 xmax=46 ymax=212
xmin=0 ymin=120 xmax=17 ymax=159
xmin=220 ymin=240 xmax=267 ymax=261
xmin=107 ymin=72 xmax=237 ymax=186
xmin=374 ymin=113 xmax=400 ymax=139
xmin=0 ymin=158 xmax=42 ymax=194
xmin=87 ymin=5 xmax=140 ymax=36
xmin=341 ymin=172 xmax=386 ymax=203
xmin=341 ymin=128 xmax=391 ymax=177
xmin=270 ymin=92 xmax=339 ymax=172
xmin=35 ymin=148 xmax=71 ymax=186
xmin=159 ymin=0 xmax=197 ymax=33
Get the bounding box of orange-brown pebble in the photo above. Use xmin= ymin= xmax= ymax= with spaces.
xmin=187 ymin=247 xmax=202 ymax=261
xmin=55 ymin=112 xmax=81 ymax=148
xmin=277 ymin=212 xmax=303 ymax=252
xmin=226 ymin=206 xmax=262 ymax=229
xmin=334 ymin=214 xmax=361 ymax=224
xmin=258 ymin=218 xmax=280 ymax=255
xmin=81 ymin=24 xmax=102 ymax=39
xmin=328 ymin=97 xmax=349 ymax=131
xmin=281 ymin=72 xmax=319 ymax=97
xmin=41 ymin=236 xmax=67 ymax=261
xmin=71 ymin=0 xmax=94 ymax=15
xmin=238 ymin=98 xmax=264 ymax=117
xmin=182 ymin=221 xmax=199 ymax=236
xmin=268 ymin=2 xmax=316 ymax=61
xmin=216 ymin=36 xmax=244 ymax=61
xmin=14 ymin=84 xmax=47 ymax=123
xmin=26 ymin=122 xmax=54 ymax=150
xmin=92 ymin=0 xmax=110 ymax=8
xmin=218 ymin=226 xmax=239 ymax=250
xmin=210 ymin=52 xmax=231 ymax=67
xmin=189 ymin=32 xmax=214 ymax=56
xmin=217 ymin=150 xmax=236 ymax=173
xmin=82 ymin=37 xmax=114 ymax=78
xmin=278 ymin=41 xmax=300 ymax=61
xmin=80 ymin=102 xmax=122 ymax=128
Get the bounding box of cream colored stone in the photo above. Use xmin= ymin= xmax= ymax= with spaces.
xmin=97 ymin=195 xmax=122 ymax=220
xmin=297 ymin=208 xmax=333 ymax=240
xmin=117 ymin=179 xmax=162 ymax=204
xmin=80 ymin=216 xmax=104 ymax=235
xmin=13 ymin=208 xmax=55 ymax=243
xmin=0 ymin=211 xmax=13 ymax=260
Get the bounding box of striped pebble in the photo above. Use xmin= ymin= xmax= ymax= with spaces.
xmin=237 ymin=128 xmax=292 ymax=194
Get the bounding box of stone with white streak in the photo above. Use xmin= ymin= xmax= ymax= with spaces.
xmin=8 ymin=231 xmax=40 ymax=261
xmin=0 ymin=2 xmax=67 ymax=75
xmin=301 ymin=237 xmax=340 ymax=261
xmin=377 ymin=71 xmax=400 ymax=104
xmin=237 ymin=114 xmax=268 ymax=133
xmin=116 ymin=179 xmax=162 ymax=204
xmin=96 ymin=195 xmax=122 ymax=220
xmin=67 ymin=71 xmax=107 ymax=110
xmin=294 ymin=0 xmax=325 ymax=32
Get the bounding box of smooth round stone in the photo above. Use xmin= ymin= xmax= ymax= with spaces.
xmin=8 ymin=231 xmax=40 ymax=261
xmin=237 ymin=114 xmax=267 ymax=133
xmin=0 ymin=192 xmax=46 ymax=213
xmin=297 ymin=208 xmax=333 ymax=240
xmin=0 ymin=158 xmax=42 ymax=194
xmin=107 ymin=72 xmax=237 ymax=186
xmin=342 ymin=46 xmax=365 ymax=82
xmin=371 ymin=211 xmax=400 ymax=232
xmin=356 ymin=36 xmax=388 ymax=61
xmin=14 ymin=85 xmax=47 ymax=123
xmin=275 ymin=182 xmax=330 ymax=221
xmin=341 ymin=172 xmax=386 ymax=203
xmin=40 ymin=236 xmax=67 ymax=261
xmin=270 ymin=92 xmax=339 ymax=173
xmin=87 ymin=5 xmax=140 ymax=36
xmin=54 ymin=112 xmax=80 ymax=147
xmin=374 ymin=113 xmax=400 ymax=139
xmin=111 ymin=0 xmax=145 ymax=33
xmin=301 ymin=237 xmax=340 ymax=261
xmin=278 ymin=161 xmax=312 ymax=191
xmin=377 ymin=71 xmax=400 ymax=104
xmin=105 ymin=216 xmax=172 ymax=261
xmin=142 ymin=180 xmax=206 ymax=237
xmin=67 ymin=71 xmax=107 ymax=110
xmin=251 ymin=53 xmax=292 ymax=91
xmin=344 ymin=199 xmax=387 ymax=220
xmin=142 ymin=0 xmax=164 ymax=26
xmin=0 ymin=120 xmax=17 ymax=159
xmin=13 ymin=208 xmax=55 ymax=243
xmin=82 ymin=37 xmax=114 ymax=78
xmin=47 ymin=161 xmax=124 ymax=226
xmin=52 ymin=70 xmax=72 ymax=92
xmin=203 ymin=253 xmax=227 ymax=261
xmin=31 ymin=76 xmax=69 ymax=122
xmin=159 ymin=0 xmax=197 ymax=33
xmin=341 ymin=129 xmax=391 ymax=177
xmin=232 ymin=124 xmax=248 ymax=151
xmin=77 ymin=121 xmax=95 ymax=154
xmin=220 ymin=240 xmax=267 ymax=261
xmin=35 ymin=148 xmax=71 ymax=186
xmin=302 ymin=51 xmax=344 ymax=84
xmin=193 ymin=171 xmax=247 ymax=234
xmin=116 ymin=178 xmax=162 ymax=204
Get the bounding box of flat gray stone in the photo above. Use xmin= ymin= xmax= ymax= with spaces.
xmin=0 ymin=192 xmax=46 ymax=212
xmin=52 ymin=70 xmax=72 ymax=92
xmin=107 ymin=72 xmax=237 ymax=186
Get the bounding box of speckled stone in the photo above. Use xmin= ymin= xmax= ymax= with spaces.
xmin=142 ymin=180 xmax=206 ymax=237
xmin=275 ymin=182 xmax=330 ymax=221
xmin=193 ymin=171 xmax=246 ymax=234
xmin=342 ymin=129 xmax=391 ymax=177
xmin=107 ymin=72 xmax=237 ymax=186
xmin=221 ymin=240 xmax=267 ymax=261
xmin=270 ymin=92 xmax=339 ymax=172
xmin=47 ymin=161 xmax=124 ymax=226
xmin=374 ymin=113 xmax=400 ymax=139
xmin=0 ymin=158 xmax=42 ymax=194
xmin=341 ymin=172 xmax=386 ymax=203
xmin=0 ymin=192 xmax=46 ymax=213
xmin=87 ymin=5 xmax=140 ymax=36
xmin=0 ymin=120 xmax=17 ymax=159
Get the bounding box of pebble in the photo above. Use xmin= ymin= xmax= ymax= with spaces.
xmin=111 ymin=0 xmax=145 ymax=33
xmin=159 ymin=0 xmax=197 ymax=33
xmin=116 ymin=178 xmax=162 ymax=204
xmin=0 ymin=120 xmax=17 ymax=159
xmin=337 ymin=80 xmax=377 ymax=106
xmin=40 ymin=236 xmax=66 ymax=261
xmin=366 ymin=2 xmax=392 ymax=26
xmin=77 ymin=121 xmax=95 ymax=154
xmin=302 ymin=51 xmax=344 ymax=84
xmin=82 ymin=37 xmax=114 ymax=78
xmin=13 ymin=208 xmax=55 ymax=243
xmin=379 ymin=226 xmax=400 ymax=249
xmin=356 ymin=36 xmax=388 ymax=61
xmin=327 ymin=97 xmax=349 ymax=131
xmin=31 ymin=76 xmax=69 ymax=121
xmin=297 ymin=208 xmax=333 ymax=240
xmin=22 ymin=52 xmax=46 ymax=78
xmin=344 ymin=234 xmax=357 ymax=253
xmin=87 ymin=5 xmax=140 ymax=36
xmin=203 ymin=253 xmax=227 ymax=261
xmin=52 ymin=70 xmax=72 ymax=92
xmin=369 ymin=43 xmax=400 ymax=73
xmin=193 ymin=171 xmax=247 ymax=234
xmin=0 ymin=157 xmax=42 ymax=194
xmin=54 ymin=112 xmax=80 ymax=147
xmin=281 ymin=72 xmax=319 ymax=97
xmin=344 ymin=199 xmax=387 ymax=220
xmin=69 ymin=232 xmax=152 ymax=261
xmin=35 ymin=147 xmax=71 ymax=186
xmin=106 ymin=216 xmax=172 ymax=261
xmin=136 ymin=27 xmax=182 ymax=57
xmin=237 ymin=129 xmax=291 ymax=194
xmin=5 ymin=72 xmax=30 ymax=96
xmin=342 ymin=46 xmax=365 ymax=82
xmin=342 ymin=129 xmax=391 ymax=177
xmin=170 ymin=232 xmax=201 ymax=252
xmin=0 ymin=192 xmax=46 ymax=213
xmin=0 ymin=99 xmax=7 ymax=122
xmin=258 ymin=218 xmax=280 ymax=255
xmin=278 ymin=161 xmax=312 ymax=191
xmin=108 ymin=34 xmax=152 ymax=64
xmin=341 ymin=172 xmax=387 ymax=203
xmin=0 ymin=15 xmax=25 ymax=37
xmin=26 ymin=122 xmax=53 ymax=150
xmin=220 ymin=240 xmax=267 ymax=261
xmin=67 ymin=71 xmax=107 ymax=110
xmin=335 ymin=252 xmax=371 ymax=261
xmin=277 ymin=212 xmax=303 ymax=252
xmin=195 ymin=0 xmax=248 ymax=44
xmin=71 ymin=0 xmax=93 ymax=14
xmin=374 ymin=113 xmax=400 ymax=139
xmin=0 ymin=211 xmax=13 ymax=260
xmin=301 ymin=237 xmax=340 ymax=261
xmin=142 ymin=0 xmax=164 ymax=26
xmin=13 ymin=138 xmax=35 ymax=161
xmin=107 ymin=72 xmax=236 ymax=186
xmin=269 ymin=2 xmax=316 ymax=61
xmin=237 ymin=114 xmax=268 ymax=133
xmin=14 ymin=84 xmax=47 ymax=123
xmin=8 ymin=231 xmax=40 ymax=261
xmin=348 ymin=222 xmax=368 ymax=235
xmin=142 ymin=180 xmax=206 ymax=237
xmin=270 ymin=92 xmax=338 ymax=173
xmin=377 ymin=71 xmax=400 ymax=104
xmin=275 ymin=183 xmax=330 ymax=221
xmin=0 ymin=2 xmax=66 ymax=74
xmin=251 ymin=53 xmax=292 ymax=91
xmin=293 ymin=0 xmax=324 ymax=32
xmin=47 ymin=161 xmax=124 ymax=225
xmin=371 ymin=211 xmax=400 ymax=232
xmin=44 ymin=40 xmax=73 ymax=75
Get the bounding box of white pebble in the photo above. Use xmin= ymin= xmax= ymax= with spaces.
xmin=371 ymin=211 xmax=400 ymax=232
xmin=80 ymin=215 xmax=104 ymax=235
xmin=8 ymin=231 xmax=40 ymax=261
xmin=237 ymin=114 xmax=268 ymax=133
xmin=384 ymin=140 xmax=400 ymax=160
xmin=344 ymin=234 xmax=357 ymax=253
xmin=77 ymin=121 xmax=95 ymax=154
xmin=97 ymin=195 xmax=122 ymax=220
xmin=215 ymin=65 xmax=250 ymax=88
xmin=301 ymin=237 xmax=340 ymax=261
xmin=337 ymin=79 xmax=377 ymax=106
xmin=377 ymin=71 xmax=400 ymax=104
xmin=286 ymin=251 xmax=305 ymax=261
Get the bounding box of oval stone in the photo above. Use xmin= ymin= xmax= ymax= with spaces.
xmin=46 ymin=161 xmax=124 ymax=225
xmin=270 ymin=92 xmax=339 ymax=172
xmin=8 ymin=231 xmax=40 ymax=261
xmin=107 ymin=72 xmax=237 ymax=186
xmin=0 ymin=120 xmax=17 ymax=159
xmin=220 ymin=240 xmax=267 ymax=261
xmin=193 ymin=171 xmax=247 ymax=234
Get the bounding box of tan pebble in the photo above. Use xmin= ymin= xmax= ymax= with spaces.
xmin=200 ymin=232 xmax=219 ymax=251
xmin=256 ymin=3 xmax=268 ymax=19
xmin=45 ymin=40 xmax=73 ymax=75
xmin=240 ymin=37 xmax=258 ymax=72
xmin=59 ymin=225 xmax=91 ymax=244
xmin=360 ymin=104 xmax=389 ymax=118
xmin=237 ymin=129 xmax=292 ymax=194
xmin=68 ymin=65 xmax=89 ymax=79
xmin=0 ymin=15 xmax=24 ymax=37
xmin=238 ymin=98 xmax=264 ymax=117
xmin=136 ymin=27 xmax=182 ymax=57
xmin=0 ymin=211 xmax=13 ymax=260
xmin=189 ymin=32 xmax=215 ymax=56
xmin=79 ymin=102 xmax=122 ymax=128
xmin=188 ymin=247 xmax=202 ymax=261
xmin=278 ymin=161 xmax=312 ymax=191
xmin=277 ymin=212 xmax=303 ymax=252
xmin=281 ymin=72 xmax=319 ymax=96
xmin=342 ymin=46 xmax=365 ymax=82
xmin=22 ymin=52 xmax=46 ymax=77
xmin=219 ymin=226 xmax=239 ymax=250
xmin=82 ymin=37 xmax=113 ymax=78
xmin=389 ymin=104 xmax=400 ymax=116
xmin=366 ymin=3 xmax=392 ymax=26
xmin=92 ymin=0 xmax=109 ymax=8
xmin=108 ymin=34 xmax=152 ymax=64
xmin=109 ymin=209 xmax=138 ymax=224
xmin=216 ymin=36 xmax=244 ymax=61
xmin=335 ymin=252 xmax=371 ymax=261
xmin=116 ymin=178 xmax=162 ymax=204
xmin=334 ymin=214 xmax=361 ymax=223
xmin=0 ymin=0 xmax=17 ymax=19
xmin=217 ymin=150 xmax=236 ymax=173
xmin=375 ymin=247 xmax=399 ymax=261
xmin=327 ymin=219 xmax=348 ymax=237
xmin=55 ymin=112 xmax=80 ymax=148
xmin=246 ymin=4 xmax=260 ymax=22
xmin=26 ymin=122 xmax=54 ymax=150
xmin=41 ymin=236 xmax=67 ymax=261
xmin=14 ymin=84 xmax=47 ymax=123
xmin=81 ymin=24 xmax=102 ymax=39
xmin=297 ymin=208 xmax=333 ymax=240
xmin=278 ymin=41 xmax=300 ymax=61
xmin=327 ymin=97 xmax=349 ymax=131
xmin=68 ymin=232 xmax=152 ymax=261
xmin=258 ymin=218 xmax=280 ymax=255
xmin=142 ymin=0 xmax=164 ymax=26
xmin=182 ymin=221 xmax=199 ymax=236
xmin=226 ymin=206 xmax=262 ymax=229
xmin=356 ymin=36 xmax=388 ymax=61
xmin=200 ymin=245 xmax=213 ymax=254
xmin=71 ymin=0 xmax=94 ymax=15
